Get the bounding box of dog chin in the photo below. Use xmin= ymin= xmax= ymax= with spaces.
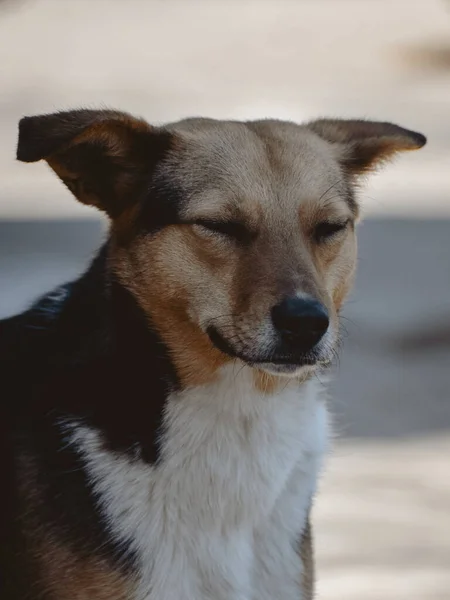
xmin=250 ymin=348 xmax=334 ymax=377
xmin=254 ymin=361 xmax=317 ymax=378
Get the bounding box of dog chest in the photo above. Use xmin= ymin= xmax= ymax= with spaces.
xmin=69 ymin=369 xmax=328 ymax=599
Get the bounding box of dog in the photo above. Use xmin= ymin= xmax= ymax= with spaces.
xmin=0 ymin=109 xmax=425 ymax=599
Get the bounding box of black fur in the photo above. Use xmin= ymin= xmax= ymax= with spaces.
xmin=17 ymin=109 xmax=175 ymax=219
xmin=0 ymin=245 xmax=179 ymax=596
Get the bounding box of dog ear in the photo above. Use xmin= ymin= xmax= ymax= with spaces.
xmin=307 ymin=119 xmax=426 ymax=175
xmin=17 ymin=109 xmax=174 ymax=218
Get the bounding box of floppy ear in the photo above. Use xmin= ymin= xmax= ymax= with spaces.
xmin=307 ymin=119 xmax=426 ymax=176
xmin=16 ymin=109 xmax=173 ymax=218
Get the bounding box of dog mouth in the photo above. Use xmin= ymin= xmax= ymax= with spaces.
xmin=206 ymin=326 xmax=325 ymax=371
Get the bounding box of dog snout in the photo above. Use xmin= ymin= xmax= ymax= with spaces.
xmin=271 ymin=296 xmax=329 ymax=351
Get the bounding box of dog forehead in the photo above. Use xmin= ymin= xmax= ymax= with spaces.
xmin=165 ymin=118 xmax=345 ymax=215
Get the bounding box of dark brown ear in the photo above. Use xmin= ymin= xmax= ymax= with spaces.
xmin=307 ymin=119 xmax=426 ymax=175
xmin=17 ymin=109 xmax=173 ymax=217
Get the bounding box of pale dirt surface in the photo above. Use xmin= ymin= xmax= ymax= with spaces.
xmin=0 ymin=1 xmax=449 ymax=599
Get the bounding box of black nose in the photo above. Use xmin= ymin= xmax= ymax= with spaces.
xmin=271 ymin=296 xmax=329 ymax=350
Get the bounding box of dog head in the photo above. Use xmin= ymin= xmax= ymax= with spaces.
xmin=17 ymin=110 xmax=426 ymax=384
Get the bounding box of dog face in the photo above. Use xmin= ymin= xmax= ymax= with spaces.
xmin=17 ymin=110 xmax=425 ymax=383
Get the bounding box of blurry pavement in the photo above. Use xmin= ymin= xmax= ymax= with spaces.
xmin=0 ymin=2 xmax=449 ymax=599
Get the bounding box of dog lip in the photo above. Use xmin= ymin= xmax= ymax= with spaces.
xmin=250 ymin=356 xmax=316 ymax=366
xmin=207 ymin=325 xmax=240 ymax=359
xmin=207 ymin=326 xmax=318 ymax=367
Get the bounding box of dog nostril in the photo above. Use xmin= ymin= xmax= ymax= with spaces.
xmin=271 ymin=297 xmax=329 ymax=347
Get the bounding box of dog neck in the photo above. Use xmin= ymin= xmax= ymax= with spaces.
xmin=37 ymin=245 xmax=309 ymax=464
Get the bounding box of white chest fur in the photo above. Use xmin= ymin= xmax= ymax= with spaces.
xmin=68 ymin=366 xmax=329 ymax=600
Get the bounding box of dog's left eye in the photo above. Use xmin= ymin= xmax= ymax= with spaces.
xmin=314 ymin=219 xmax=349 ymax=243
xmin=194 ymin=220 xmax=251 ymax=243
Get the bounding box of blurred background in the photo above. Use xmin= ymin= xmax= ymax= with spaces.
xmin=0 ymin=1 xmax=449 ymax=598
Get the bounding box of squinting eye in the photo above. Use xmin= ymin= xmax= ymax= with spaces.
xmin=193 ymin=220 xmax=251 ymax=243
xmin=314 ymin=219 xmax=349 ymax=243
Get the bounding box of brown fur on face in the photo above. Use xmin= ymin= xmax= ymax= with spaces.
xmin=17 ymin=109 xmax=426 ymax=387
xmin=111 ymin=119 xmax=362 ymax=386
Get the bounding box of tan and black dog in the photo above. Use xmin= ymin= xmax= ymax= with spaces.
xmin=0 ymin=110 xmax=425 ymax=599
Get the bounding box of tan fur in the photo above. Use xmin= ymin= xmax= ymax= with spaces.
xmin=112 ymin=229 xmax=231 ymax=388
xmin=17 ymin=451 xmax=134 ymax=600
xmin=308 ymin=118 xmax=425 ymax=175
xmin=252 ymin=370 xmax=283 ymax=394
xmin=16 ymin=109 xmax=425 ymax=597
xmin=25 ymin=113 xmax=423 ymax=393
xmin=46 ymin=115 xmax=153 ymax=209
xmin=110 ymin=118 xmax=360 ymax=391
xmin=31 ymin=535 xmax=134 ymax=600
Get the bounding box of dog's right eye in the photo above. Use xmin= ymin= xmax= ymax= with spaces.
xmin=193 ymin=220 xmax=251 ymax=243
xmin=313 ymin=219 xmax=349 ymax=243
